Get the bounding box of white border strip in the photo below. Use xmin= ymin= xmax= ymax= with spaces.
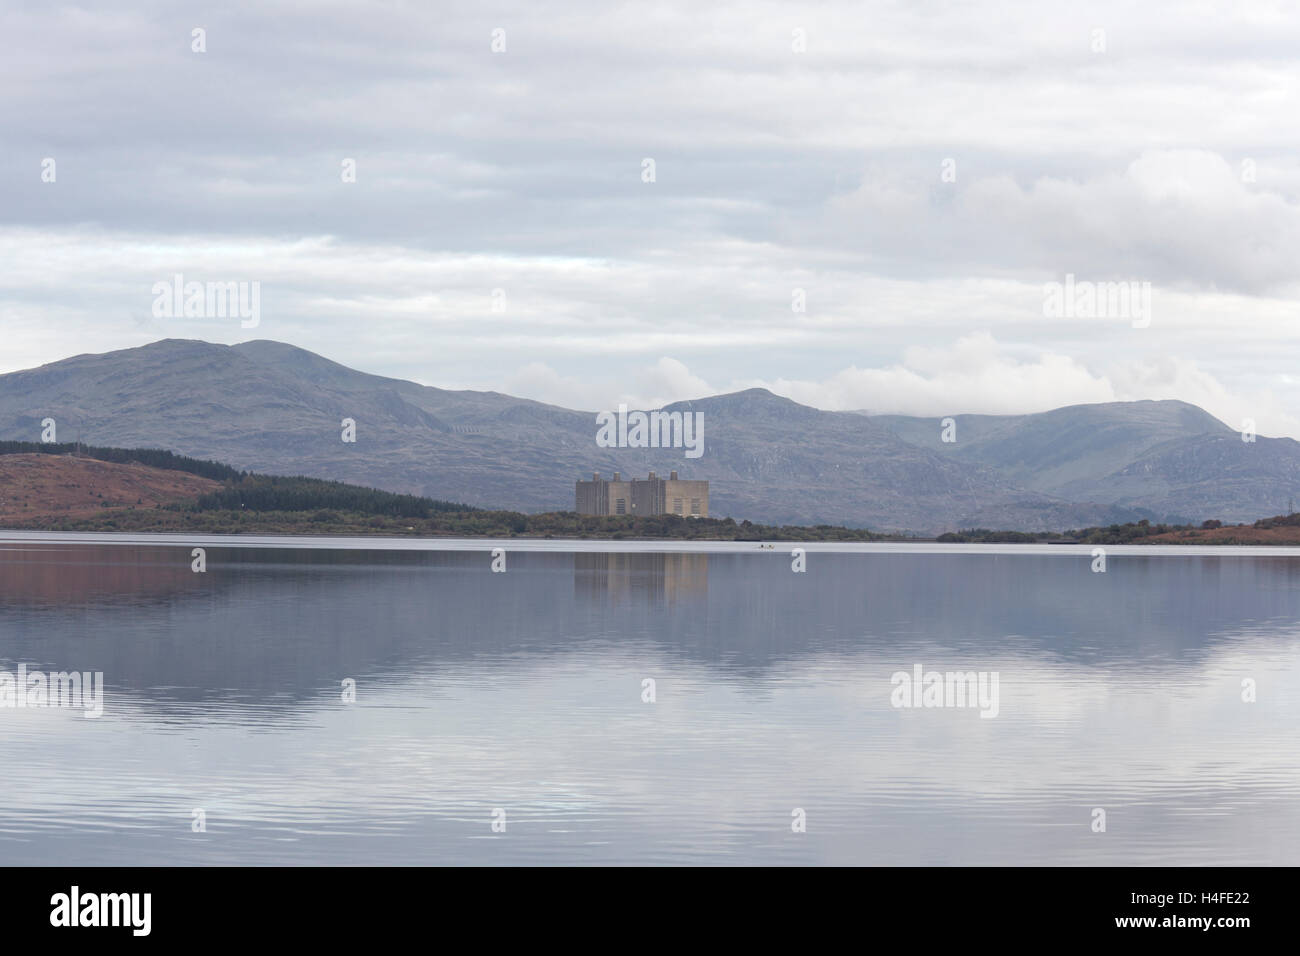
xmin=2 ymin=530 xmax=1300 ymax=557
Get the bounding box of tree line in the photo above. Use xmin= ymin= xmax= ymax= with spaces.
xmin=0 ymin=441 xmax=243 ymax=481
xmin=187 ymin=475 xmax=470 ymax=518
xmin=0 ymin=441 xmax=470 ymax=517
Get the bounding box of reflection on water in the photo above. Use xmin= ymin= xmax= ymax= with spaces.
xmin=574 ymin=552 xmax=708 ymax=605
xmin=1 ymin=543 xmax=1298 ymax=864
xmin=0 ymin=545 xmax=202 ymax=607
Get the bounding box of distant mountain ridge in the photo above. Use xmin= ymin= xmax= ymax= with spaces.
xmin=1 ymin=339 xmax=1296 ymax=534
xmin=874 ymin=401 xmax=1299 ymax=526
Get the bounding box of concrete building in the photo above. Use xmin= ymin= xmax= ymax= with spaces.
xmin=575 ymin=471 xmax=709 ymax=518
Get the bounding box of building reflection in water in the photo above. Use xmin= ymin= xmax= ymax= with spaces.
xmin=573 ymin=552 xmax=709 ymax=605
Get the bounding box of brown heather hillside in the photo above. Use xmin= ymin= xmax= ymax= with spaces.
xmin=1144 ymin=525 xmax=1300 ymax=545
xmin=0 ymin=454 xmax=222 ymax=521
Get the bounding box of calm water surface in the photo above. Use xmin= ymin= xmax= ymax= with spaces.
xmin=1 ymin=541 xmax=1297 ymax=865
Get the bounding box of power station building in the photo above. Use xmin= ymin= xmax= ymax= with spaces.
xmin=575 ymin=471 xmax=709 ymax=518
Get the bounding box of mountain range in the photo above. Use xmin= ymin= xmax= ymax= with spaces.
xmin=1 ymin=339 xmax=1297 ymax=534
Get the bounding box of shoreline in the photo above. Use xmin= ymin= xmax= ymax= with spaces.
xmin=7 ymin=529 xmax=1300 ymax=556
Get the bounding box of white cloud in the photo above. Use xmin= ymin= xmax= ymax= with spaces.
xmin=503 ymin=333 xmax=1300 ymax=440
xmin=760 ymin=333 xmax=1117 ymax=416
xmin=822 ymin=149 xmax=1300 ymax=294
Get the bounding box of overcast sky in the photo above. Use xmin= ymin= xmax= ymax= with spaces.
xmin=3 ymin=1 xmax=1300 ymax=434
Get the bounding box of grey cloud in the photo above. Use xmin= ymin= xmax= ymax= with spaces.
xmin=3 ymin=0 xmax=1300 ymax=428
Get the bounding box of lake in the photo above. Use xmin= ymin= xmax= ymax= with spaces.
xmin=1 ymin=537 xmax=1298 ymax=865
